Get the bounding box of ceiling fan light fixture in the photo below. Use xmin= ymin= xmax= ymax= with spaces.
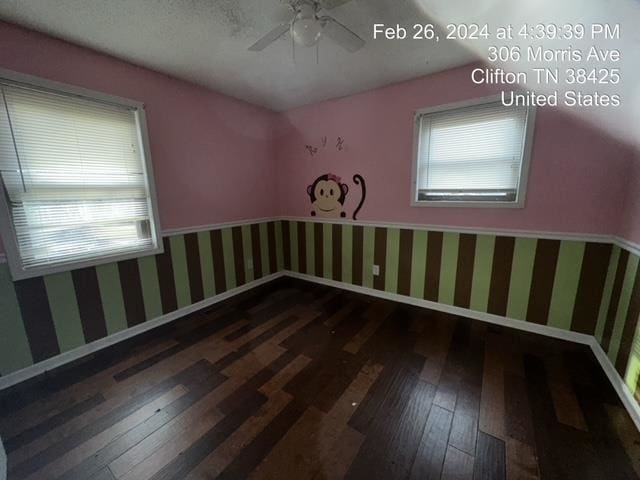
xmin=291 ymin=17 xmax=323 ymax=47
xmin=248 ymin=0 xmax=364 ymax=53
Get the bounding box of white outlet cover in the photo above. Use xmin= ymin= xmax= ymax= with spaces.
xmin=372 ymin=265 xmax=380 ymax=276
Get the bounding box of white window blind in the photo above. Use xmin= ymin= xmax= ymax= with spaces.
xmin=0 ymin=82 xmax=159 ymax=274
xmin=416 ymin=101 xmax=531 ymax=203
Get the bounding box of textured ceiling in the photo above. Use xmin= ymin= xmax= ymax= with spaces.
xmin=0 ymin=0 xmax=478 ymax=111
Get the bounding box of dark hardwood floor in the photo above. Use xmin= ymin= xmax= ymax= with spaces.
xmin=1 ymin=279 xmax=640 ymax=480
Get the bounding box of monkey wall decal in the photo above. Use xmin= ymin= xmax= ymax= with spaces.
xmin=306 ymin=173 xmax=367 ymax=220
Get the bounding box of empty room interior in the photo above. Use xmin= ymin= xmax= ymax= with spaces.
xmin=0 ymin=1 xmax=639 ymax=479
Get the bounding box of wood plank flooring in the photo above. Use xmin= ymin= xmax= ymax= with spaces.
xmin=1 ymin=278 xmax=640 ymax=480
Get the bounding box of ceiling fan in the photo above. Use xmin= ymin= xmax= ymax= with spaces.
xmin=248 ymin=0 xmax=365 ymax=53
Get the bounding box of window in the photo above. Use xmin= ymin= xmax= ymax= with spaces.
xmin=0 ymin=71 xmax=161 ymax=280
xmin=412 ymin=96 xmax=535 ymax=207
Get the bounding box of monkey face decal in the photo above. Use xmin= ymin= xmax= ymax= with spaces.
xmin=313 ymin=179 xmax=347 ymax=217
xmin=307 ymin=173 xmax=366 ymax=220
xmin=307 ymin=175 xmax=348 ymax=218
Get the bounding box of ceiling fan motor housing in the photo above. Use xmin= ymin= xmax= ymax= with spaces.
xmin=250 ymin=0 xmax=364 ymax=53
xmin=291 ymin=2 xmax=323 ymax=47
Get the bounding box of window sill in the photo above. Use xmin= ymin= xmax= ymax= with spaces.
xmin=410 ymin=200 xmax=525 ymax=209
xmin=4 ymin=244 xmax=164 ymax=281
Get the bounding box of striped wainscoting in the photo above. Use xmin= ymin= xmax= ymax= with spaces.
xmin=0 ymin=221 xmax=284 ymax=377
xmin=597 ymin=247 xmax=640 ymax=400
xmin=281 ymin=220 xmax=614 ymax=335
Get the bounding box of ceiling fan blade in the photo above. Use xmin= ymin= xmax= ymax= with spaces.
xmin=248 ymin=23 xmax=290 ymax=51
xmin=319 ymin=0 xmax=352 ymax=9
xmin=321 ymin=17 xmax=365 ymax=52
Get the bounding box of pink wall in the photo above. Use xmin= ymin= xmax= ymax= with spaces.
xmin=1 ymin=21 xmax=638 ymax=249
xmin=275 ymin=65 xmax=634 ymax=236
xmin=619 ymin=154 xmax=640 ymax=244
xmin=0 ymin=21 xmax=278 ymax=236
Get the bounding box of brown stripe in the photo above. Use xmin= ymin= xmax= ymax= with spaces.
xmin=267 ymin=222 xmax=277 ymax=274
xmin=72 ymin=267 xmax=108 ymax=343
xmin=352 ymin=225 xmax=364 ymax=286
xmin=314 ymin=222 xmax=323 ymax=277
xmin=332 ymin=223 xmax=342 ymax=282
xmin=184 ymin=232 xmax=204 ymax=303
xmin=251 ymin=224 xmax=263 ymax=279
xmin=210 ymin=229 xmax=227 ymax=294
xmin=282 ymin=221 xmax=291 ymax=271
xmin=615 ymin=267 xmax=640 ymax=374
xmin=397 ymin=229 xmax=414 ymax=296
xmin=487 ymin=236 xmax=516 ymax=316
xmin=14 ymin=277 xmax=60 ymax=363
xmin=425 ymin=231 xmax=443 ymax=301
xmin=373 ymin=227 xmax=387 ymax=290
xmin=526 ymin=239 xmax=561 ymax=325
xmin=454 ymin=233 xmax=477 ymax=308
xmin=297 ymin=222 xmax=307 ymax=274
xmin=571 ymin=243 xmax=614 ymax=334
xmin=118 ymin=259 xmax=146 ymax=327
xmin=232 ymin=226 xmax=246 ymax=286
xmin=156 ymin=237 xmax=178 ymax=314
xmin=602 ymin=250 xmax=629 ymax=351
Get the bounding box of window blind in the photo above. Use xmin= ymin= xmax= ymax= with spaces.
xmin=0 ymin=83 xmax=157 ymax=270
xmin=416 ymin=101 xmax=529 ymax=202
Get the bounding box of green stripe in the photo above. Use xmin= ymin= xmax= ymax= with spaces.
xmin=438 ymin=232 xmax=459 ymax=305
xmin=259 ymin=222 xmax=270 ymax=275
xmin=363 ymin=226 xmax=375 ymax=288
xmin=197 ymin=230 xmax=215 ymax=297
xmin=470 ymin=235 xmax=496 ymax=312
xmin=506 ymin=237 xmax=537 ymax=321
xmin=0 ymin=265 xmax=32 ymax=373
xmin=306 ymin=222 xmax=315 ymax=276
xmin=221 ymin=228 xmax=237 ymax=289
xmin=290 ymin=221 xmax=299 ymax=273
xmin=138 ymin=255 xmax=163 ymax=320
xmin=595 ymin=246 xmax=620 ymax=343
xmin=624 ymin=340 xmax=640 ymax=390
xmin=170 ymin=235 xmax=191 ymax=308
xmin=341 ymin=224 xmax=353 ymax=283
xmin=547 ymin=241 xmax=586 ymax=330
xmin=96 ymin=263 xmax=127 ymax=335
xmin=242 ymin=224 xmax=254 ymax=282
xmin=410 ymin=230 xmax=427 ymax=299
xmin=43 ymin=272 xmax=84 ymax=352
xmin=323 ymin=222 xmax=333 ymax=279
xmin=609 ymin=254 xmax=639 ymax=363
xmin=385 ymin=228 xmax=400 ymax=293
xmin=275 ymin=221 xmax=284 ymax=272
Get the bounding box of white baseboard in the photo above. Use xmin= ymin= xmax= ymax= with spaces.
xmin=0 ymin=272 xmax=285 ymax=391
xmin=589 ymin=339 xmax=640 ymax=431
xmin=283 ymin=271 xmax=640 ymax=432
xmin=284 ymin=271 xmax=593 ymax=345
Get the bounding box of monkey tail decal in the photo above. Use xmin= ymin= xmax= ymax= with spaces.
xmin=352 ymin=174 xmax=366 ymax=220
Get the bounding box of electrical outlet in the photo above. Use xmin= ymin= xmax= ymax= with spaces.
xmin=372 ymin=264 xmax=380 ymax=276
xmin=247 ymin=259 xmax=253 ymax=270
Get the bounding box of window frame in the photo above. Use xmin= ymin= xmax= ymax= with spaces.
xmin=0 ymin=68 xmax=163 ymax=280
xmin=410 ymin=94 xmax=536 ymax=209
